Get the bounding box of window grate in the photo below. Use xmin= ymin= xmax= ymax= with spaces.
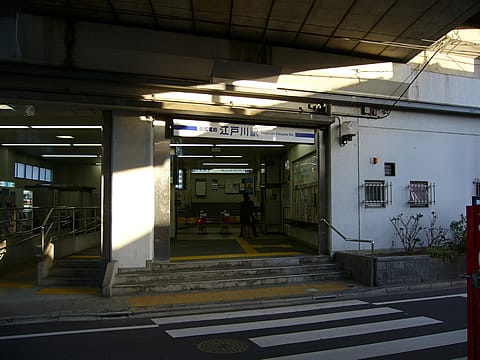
xmin=364 ymin=180 xmax=392 ymax=208
xmin=474 ymin=178 xmax=480 ymax=197
xmin=409 ymin=181 xmax=435 ymax=207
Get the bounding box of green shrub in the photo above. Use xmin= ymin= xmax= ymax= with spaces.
xmin=390 ymin=213 xmax=424 ymax=255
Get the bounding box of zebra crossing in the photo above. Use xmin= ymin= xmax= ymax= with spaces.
xmin=151 ymin=295 xmax=467 ymax=359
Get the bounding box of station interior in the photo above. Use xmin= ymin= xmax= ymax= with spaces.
xmin=0 ymin=103 xmax=321 ymax=264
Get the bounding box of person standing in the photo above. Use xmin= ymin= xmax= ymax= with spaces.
xmin=240 ymin=192 xmax=258 ymax=238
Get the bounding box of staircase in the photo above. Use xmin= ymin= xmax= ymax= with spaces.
xmin=112 ymin=255 xmax=350 ymax=296
xmin=41 ymin=258 xmax=107 ymax=287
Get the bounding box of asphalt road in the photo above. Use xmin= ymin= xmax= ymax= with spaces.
xmin=0 ymin=287 xmax=468 ymax=359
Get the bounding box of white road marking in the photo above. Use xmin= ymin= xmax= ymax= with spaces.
xmin=166 ymin=307 xmax=401 ymax=338
xmin=372 ymin=293 xmax=467 ymax=305
xmin=0 ymin=324 xmax=158 ymax=341
xmin=251 ymin=316 xmax=442 ymax=347
xmin=152 ymin=299 xmax=368 ymax=325
xmin=263 ymin=329 xmax=467 ymax=360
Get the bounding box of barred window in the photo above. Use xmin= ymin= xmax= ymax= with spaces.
xmin=474 ymin=178 xmax=480 ymax=197
xmin=409 ymin=181 xmax=435 ymax=207
xmin=364 ymin=180 xmax=391 ymax=208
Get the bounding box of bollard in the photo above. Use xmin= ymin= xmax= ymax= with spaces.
xmin=220 ymin=210 xmax=230 ymax=234
xmin=197 ymin=210 xmax=207 ymax=233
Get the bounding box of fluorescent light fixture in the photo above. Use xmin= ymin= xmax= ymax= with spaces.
xmin=31 ymin=125 xmax=102 ymax=129
xmin=153 ymin=120 xmax=165 ymax=126
xmin=0 ymin=125 xmax=28 ymax=129
xmin=177 ymin=155 xmax=241 ymax=158
xmin=191 ymin=168 xmax=253 ymax=174
xmin=72 ymin=143 xmax=102 ymax=147
xmin=0 ymin=181 xmax=15 ymax=187
xmin=0 ymin=104 xmax=15 ymax=110
xmin=177 ymin=155 xmax=214 ymax=158
xmin=202 ymin=162 xmax=249 ymax=166
xmin=170 ymin=143 xmax=213 ymax=147
xmin=41 ymin=154 xmax=99 ymax=158
xmin=56 ymin=135 xmax=74 ymax=139
xmin=216 ymin=143 xmax=284 ymax=147
xmin=2 ymin=143 xmax=71 ymax=147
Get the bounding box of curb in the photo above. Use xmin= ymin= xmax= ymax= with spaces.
xmin=0 ymin=281 xmax=467 ymax=325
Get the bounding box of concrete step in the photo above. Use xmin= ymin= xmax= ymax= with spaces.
xmin=49 ymin=267 xmax=104 ymax=279
xmin=118 ymin=255 xmax=332 ymax=274
xmin=40 ymin=276 xmax=103 ymax=287
xmin=42 ymin=259 xmax=106 ymax=288
xmin=112 ymin=271 xmax=348 ymax=295
xmin=112 ymin=255 xmax=350 ymax=296
xmin=54 ymin=258 xmax=104 ymax=268
xmin=114 ymin=263 xmax=338 ymax=284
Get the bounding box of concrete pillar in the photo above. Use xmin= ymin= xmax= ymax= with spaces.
xmin=153 ymin=121 xmax=170 ymax=261
xmin=111 ymin=112 xmax=154 ymax=268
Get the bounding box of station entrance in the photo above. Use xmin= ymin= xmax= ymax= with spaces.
xmin=168 ymin=118 xmax=327 ymax=261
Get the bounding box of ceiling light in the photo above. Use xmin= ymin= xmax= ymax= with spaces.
xmin=191 ymin=168 xmax=253 ymax=174
xmin=216 ymin=143 xmax=284 ymax=147
xmin=0 ymin=104 xmax=15 ymax=110
xmin=56 ymin=135 xmax=74 ymax=139
xmin=153 ymin=120 xmax=165 ymax=126
xmin=177 ymin=155 xmax=214 ymax=158
xmin=214 ymin=155 xmax=243 ymax=158
xmin=2 ymin=143 xmax=71 ymax=147
xmin=170 ymin=144 xmax=213 ymax=147
xmin=0 ymin=126 xmax=28 ymax=129
xmin=72 ymin=143 xmax=102 ymax=147
xmin=31 ymin=125 xmax=102 ymax=129
xmin=202 ymin=162 xmax=249 ymax=166
xmin=41 ymin=154 xmax=99 ymax=158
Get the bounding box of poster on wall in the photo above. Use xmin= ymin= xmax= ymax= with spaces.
xmin=195 ymin=179 xmax=207 ymax=196
xmin=225 ymin=182 xmax=240 ymax=194
xmin=211 ymin=179 xmax=219 ymax=191
xmin=241 ymin=178 xmax=254 ymax=193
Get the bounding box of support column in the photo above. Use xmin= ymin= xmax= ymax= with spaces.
xmin=153 ymin=121 xmax=170 ymax=261
xmin=110 ymin=112 xmax=154 ymax=268
xmin=101 ymin=111 xmax=112 ymax=262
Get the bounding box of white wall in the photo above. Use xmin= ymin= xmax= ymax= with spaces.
xmin=111 ymin=113 xmax=154 ymax=268
xmin=330 ymin=111 xmax=480 ymax=253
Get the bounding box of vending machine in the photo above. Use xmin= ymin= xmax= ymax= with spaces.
xmin=23 ymin=190 xmax=33 ymax=210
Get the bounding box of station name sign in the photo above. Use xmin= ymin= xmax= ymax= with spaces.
xmin=173 ymin=119 xmax=315 ymax=144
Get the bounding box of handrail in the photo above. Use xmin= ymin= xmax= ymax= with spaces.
xmin=320 ymin=218 xmax=375 ymax=254
xmin=1 ymin=206 xmax=100 ymax=254
xmin=40 ymin=206 xmax=101 ymax=253
xmin=40 ymin=207 xmax=55 ymax=252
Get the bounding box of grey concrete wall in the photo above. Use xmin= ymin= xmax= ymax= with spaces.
xmin=336 ymin=251 xmax=466 ymax=287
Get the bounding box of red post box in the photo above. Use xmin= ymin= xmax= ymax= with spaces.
xmin=466 ymin=206 xmax=480 ymax=359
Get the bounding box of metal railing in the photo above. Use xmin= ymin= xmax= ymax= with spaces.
xmin=0 ymin=207 xmax=47 ymax=236
xmin=320 ymin=218 xmax=374 ymax=287
xmin=0 ymin=206 xmax=101 ymax=258
xmin=320 ymin=218 xmax=375 ymax=253
xmin=40 ymin=206 xmax=101 ymax=253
